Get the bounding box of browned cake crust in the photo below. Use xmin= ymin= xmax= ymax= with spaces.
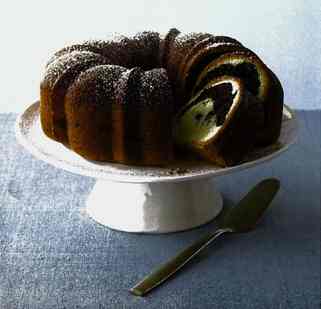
xmin=40 ymin=29 xmax=284 ymax=166
xmin=112 ymin=68 xmax=173 ymax=165
xmin=159 ymin=28 xmax=180 ymax=68
xmin=40 ymin=51 xmax=107 ymax=144
xmin=65 ymin=65 xmax=126 ymax=161
xmin=165 ymin=32 xmax=212 ymax=108
xmin=65 ymin=65 xmax=173 ymax=165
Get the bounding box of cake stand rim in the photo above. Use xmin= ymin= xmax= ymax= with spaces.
xmin=15 ymin=101 xmax=298 ymax=184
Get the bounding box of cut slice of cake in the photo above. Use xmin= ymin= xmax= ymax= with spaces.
xmin=174 ymin=76 xmax=265 ymax=166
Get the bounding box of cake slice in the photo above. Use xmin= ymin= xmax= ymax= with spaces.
xmin=174 ymin=76 xmax=265 ymax=166
xmin=193 ymin=51 xmax=283 ymax=145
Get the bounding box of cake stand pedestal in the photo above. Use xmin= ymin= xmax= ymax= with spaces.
xmin=16 ymin=102 xmax=298 ymax=233
xmin=86 ymin=178 xmax=222 ymax=233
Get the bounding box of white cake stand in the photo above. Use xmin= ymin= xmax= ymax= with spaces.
xmin=15 ymin=102 xmax=298 ymax=233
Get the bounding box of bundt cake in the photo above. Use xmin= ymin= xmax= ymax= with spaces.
xmin=40 ymin=29 xmax=283 ymax=167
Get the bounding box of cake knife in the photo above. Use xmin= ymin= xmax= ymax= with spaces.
xmin=130 ymin=178 xmax=280 ymax=296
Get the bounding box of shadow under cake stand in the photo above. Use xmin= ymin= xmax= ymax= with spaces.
xmin=16 ymin=102 xmax=298 ymax=233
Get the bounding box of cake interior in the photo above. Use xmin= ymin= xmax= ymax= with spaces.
xmin=174 ymin=81 xmax=239 ymax=145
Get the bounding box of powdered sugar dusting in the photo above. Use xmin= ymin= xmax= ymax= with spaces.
xmin=139 ymin=68 xmax=173 ymax=107
xmin=175 ymin=32 xmax=211 ymax=51
xmin=43 ymin=51 xmax=106 ymax=88
xmin=70 ymin=64 xmax=127 ymax=105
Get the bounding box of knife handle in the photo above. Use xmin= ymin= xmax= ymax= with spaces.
xmin=130 ymin=228 xmax=231 ymax=296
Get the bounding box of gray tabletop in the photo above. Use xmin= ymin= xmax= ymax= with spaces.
xmin=0 ymin=111 xmax=320 ymax=309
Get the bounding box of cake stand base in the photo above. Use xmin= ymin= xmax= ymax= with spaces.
xmin=86 ymin=177 xmax=223 ymax=233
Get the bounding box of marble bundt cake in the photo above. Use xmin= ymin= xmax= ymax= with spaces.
xmin=40 ymin=29 xmax=283 ymax=166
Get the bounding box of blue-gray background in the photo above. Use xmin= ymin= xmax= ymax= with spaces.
xmin=0 ymin=0 xmax=320 ymax=112
xmin=1 ymin=112 xmax=320 ymax=308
